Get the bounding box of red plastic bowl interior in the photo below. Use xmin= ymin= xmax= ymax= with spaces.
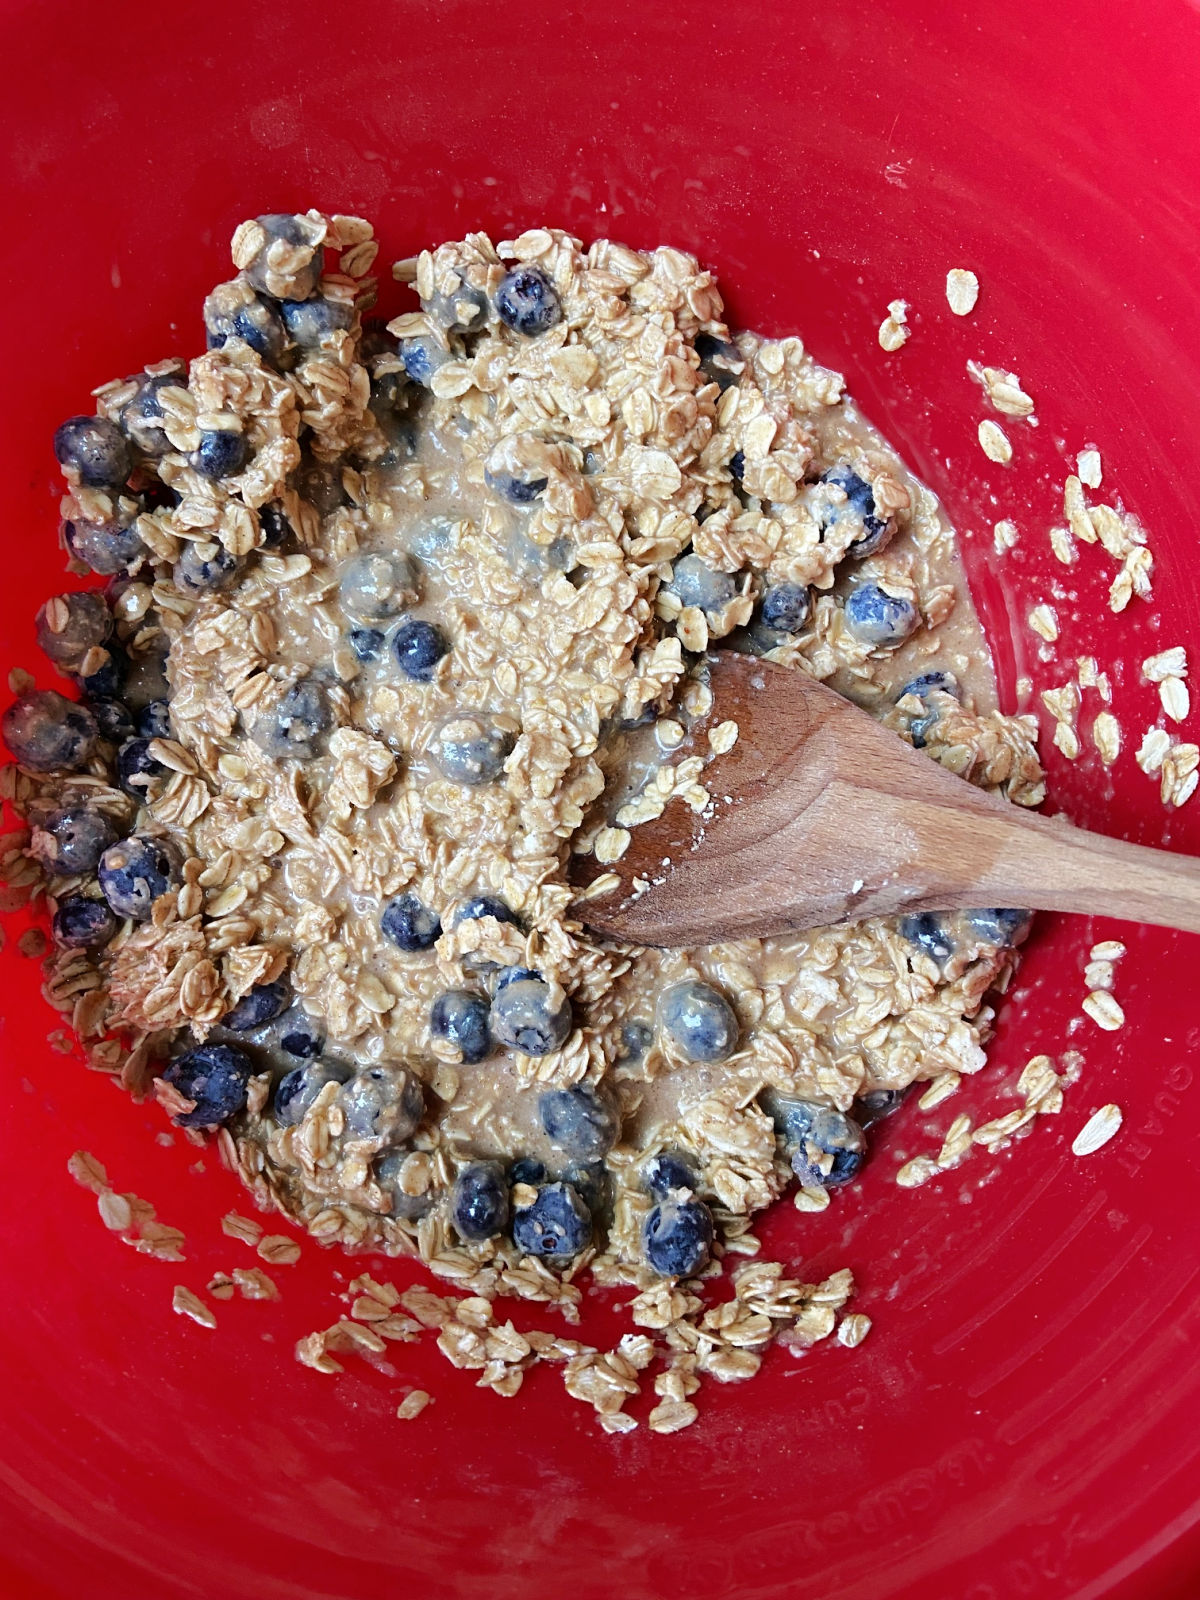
xmin=3 ymin=3 xmax=1200 ymax=1597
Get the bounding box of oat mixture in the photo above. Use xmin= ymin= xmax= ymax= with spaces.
xmin=2 ymin=212 xmax=1045 ymax=1349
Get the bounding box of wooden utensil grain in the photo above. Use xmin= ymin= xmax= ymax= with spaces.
xmin=571 ymin=653 xmax=1200 ymax=947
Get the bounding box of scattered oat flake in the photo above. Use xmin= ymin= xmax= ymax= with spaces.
xmin=593 ymin=826 xmax=631 ymax=864
xmin=896 ymin=1155 xmax=940 ymax=1188
xmin=708 ymin=719 xmax=739 ymax=756
xmin=18 ymin=927 xmax=46 ymax=958
xmin=648 ymin=1397 xmax=699 ymax=1434
xmin=1072 ymin=1104 xmax=1123 ymax=1156
xmin=993 ymin=519 xmax=1019 ymax=554
xmin=221 ymin=1211 xmax=263 ymax=1246
xmin=1090 ymin=939 xmax=1126 ymax=962
xmin=878 ymin=299 xmax=910 ymax=352
xmin=397 ymin=1390 xmax=433 ymax=1420
xmin=1137 ymin=727 xmax=1170 ymax=774
xmin=1028 ymin=604 xmax=1059 ymax=643
xmin=979 ymin=420 xmax=1013 ymax=463
xmin=1052 ymin=722 xmax=1080 ymax=760
xmin=1049 ymin=526 xmax=1077 ymax=566
xmin=1082 ymin=991 xmax=1125 ymax=1031
xmin=837 ymin=1313 xmax=872 ymax=1348
xmin=1077 ymin=449 xmax=1103 ymax=488
xmin=172 ymin=1285 xmax=217 ymax=1329
xmin=257 ymin=1233 xmax=301 ymax=1265
xmin=68 ymin=1150 xmax=109 ymax=1193
xmin=793 ymin=1185 xmax=831 ymax=1212
xmin=1142 ymin=647 xmax=1187 ymax=684
xmin=945 ymin=269 xmax=979 ymax=315
xmin=97 ymin=1190 xmax=133 ymax=1232
xmin=232 ymin=1267 xmax=279 ymax=1300
xmin=918 ymin=1072 xmax=961 ymax=1110
xmin=1160 ymin=678 xmax=1190 ymax=723
xmin=1092 ymin=712 xmax=1121 ymax=766
xmin=208 ymin=1274 xmax=236 ymax=1300
xmin=970 ymin=363 xmax=1035 ymax=418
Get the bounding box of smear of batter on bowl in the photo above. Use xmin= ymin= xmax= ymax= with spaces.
xmin=0 ymin=211 xmax=1046 ymax=1428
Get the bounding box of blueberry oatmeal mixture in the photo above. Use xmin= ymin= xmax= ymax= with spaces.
xmin=1 ymin=212 xmax=1044 ymax=1375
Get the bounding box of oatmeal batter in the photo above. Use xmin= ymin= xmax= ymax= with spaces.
xmin=2 ymin=212 xmax=1043 ymax=1311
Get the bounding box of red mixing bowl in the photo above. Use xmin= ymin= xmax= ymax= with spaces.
xmin=3 ymin=2 xmax=1200 ymax=1596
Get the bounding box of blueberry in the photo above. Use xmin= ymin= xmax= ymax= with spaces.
xmin=450 ymin=1160 xmax=510 ymax=1241
xmin=643 ymin=1194 xmax=714 ymax=1277
xmin=843 ymin=584 xmax=919 ymax=647
xmin=339 ymin=553 xmax=419 ymax=623
xmin=820 ymin=467 xmax=895 ymax=558
xmin=119 ymin=372 xmax=183 ymax=457
xmin=203 ymin=281 xmax=290 ymax=364
xmin=693 ymin=332 xmax=743 ymax=392
xmin=823 ymin=464 xmax=874 ymax=515
xmin=454 ymin=896 xmax=519 ymax=928
xmin=258 ymin=504 xmax=291 ymax=549
xmin=87 ymin=697 xmax=136 ymax=745
xmin=338 ymin=1065 xmax=424 ymax=1144
xmin=582 ymin=448 xmax=603 ymax=476
xmin=897 ymin=671 xmax=959 ymax=702
xmin=136 ymin=700 xmax=172 ymax=739
xmin=53 ymin=416 xmax=131 ymax=489
xmin=564 ymin=1161 xmax=611 ymax=1218
xmin=190 ymin=430 xmax=249 ymax=480
xmin=348 ymin=628 xmax=382 ymax=662
xmin=35 ymin=591 xmax=112 ymax=671
xmin=279 ymin=295 xmax=353 ymax=345
xmin=425 ymin=278 xmax=489 ymax=334
xmin=509 ymin=1157 xmax=546 ymax=1186
xmin=98 ymin=835 xmax=177 ymax=919
xmin=116 ymin=737 xmax=166 ymax=796
xmin=163 ymin=1043 xmax=254 ymax=1128
xmin=369 ymin=365 xmax=409 ymax=417
xmin=619 ymin=1020 xmax=653 ymax=1062
xmin=76 ymin=644 xmax=127 ymax=700
xmin=856 ymin=1087 xmax=909 ymax=1129
xmin=430 ymin=989 xmax=492 ymax=1064
xmin=243 ymin=213 xmax=325 ymax=301
xmin=764 ymin=1093 xmax=865 ymax=1185
xmin=668 ymin=553 xmax=737 ymax=616
xmin=52 ymin=896 xmax=118 ymax=949
xmin=493 ymin=965 xmax=539 ymax=991
xmin=538 ymin=1084 xmax=618 ymax=1162
xmin=373 ymin=1150 xmax=436 ymax=1220
xmin=729 ymin=449 xmax=746 ymax=483
xmin=64 ymin=505 xmax=145 ymax=575
xmin=295 ymin=457 xmax=346 ymax=517
xmin=2 ymin=691 xmax=98 ymax=772
xmin=962 ymin=907 xmax=1032 ymax=948
xmin=399 ymin=336 xmax=453 ymax=387
xmin=643 ymin=1151 xmax=698 ymax=1197
xmin=31 ymin=806 xmax=118 ymax=875
xmin=98 ymin=832 xmax=176 ymax=921
xmin=511 ymin=1180 xmax=591 ymax=1258
xmin=899 ymin=912 xmax=953 ymax=962
xmin=278 ymin=1010 xmax=325 ymax=1059
xmin=492 ymin=974 xmax=573 ymax=1056
xmin=121 ymin=643 xmax=170 ymax=711
xmin=485 ymin=466 xmax=548 ymax=505
xmin=254 ymin=676 xmax=331 ymax=760
xmin=660 ymin=980 xmax=739 ymax=1063
xmin=274 ymin=1058 xmax=350 ymax=1126
xmin=495 ymin=266 xmax=562 ymax=337
xmin=759 ymin=582 xmax=812 ymax=635
xmin=174 ymin=540 xmax=243 ymax=594
xmin=431 ymin=715 xmax=513 ymax=784
xmin=392 ymin=619 xmax=449 ymax=682
xmin=381 ymin=892 xmax=442 ymax=953
xmin=225 ymin=979 xmax=290 ymax=1031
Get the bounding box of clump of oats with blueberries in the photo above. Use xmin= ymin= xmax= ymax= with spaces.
xmin=1 ymin=210 xmax=1043 ymax=1346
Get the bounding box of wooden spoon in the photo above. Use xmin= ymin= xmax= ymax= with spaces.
xmin=571 ymin=653 xmax=1200 ymax=947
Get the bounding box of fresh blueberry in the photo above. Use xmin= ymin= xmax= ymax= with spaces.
xmin=431 ymin=989 xmax=492 ymax=1064
xmin=136 ymin=700 xmax=172 ymax=739
xmin=98 ymin=835 xmax=176 ymax=919
xmin=897 ymin=671 xmax=960 ymax=702
xmin=116 ymin=737 xmax=166 ymax=796
xmin=564 ymin=1161 xmax=611 ymax=1218
xmin=491 ymin=974 xmax=572 ymax=1056
xmin=399 ymin=336 xmax=453 ymax=386
xmin=823 ymin=464 xmax=874 ymax=515
xmin=431 ymin=715 xmax=513 ymax=784
xmin=174 ymin=540 xmax=243 ymax=594
xmin=899 ymin=911 xmax=954 ymax=962
xmin=962 ymin=907 xmax=1032 ymax=948
xmin=2 ymin=691 xmax=98 ymax=772
xmin=620 ymin=1020 xmax=653 ymax=1062
xmin=495 ymin=266 xmax=562 ymax=336
xmin=349 ymin=628 xmax=384 ymax=662
xmin=203 ymin=281 xmax=290 ymax=363
xmin=668 ymin=553 xmax=736 ymax=616
xmin=53 ymin=416 xmax=132 ymax=489
xmin=87 ymin=697 xmax=136 ymax=745
xmin=425 ymin=278 xmax=489 ymax=334
xmin=368 ymin=364 xmax=408 ymax=417
xmin=243 ymin=213 xmax=325 ymax=301
xmin=538 ymin=1084 xmax=618 ymax=1162
xmin=338 ymin=1066 xmax=424 ymax=1144
xmin=856 ymin=1087 xmax=910 ymax=1129
xmin=660 ymin=980 xmax=739 ymax=1063
xmin=509 ymin=1157 xmax=546 ymax=1186
xmin=339 ymin=553 xmax=419 ymax=623
xmin=295 ymin=457 xmax=347 ymax=517
xmin=764 ymin=1092 xmax=866 ymax=1186
xmin=729 ymin=449 xmax=746 ymax=483
xmin=119 ymin=372 xmax=182 ymax=457
xmin=274 ymin=1058 xmax=350 ymax=1126
xmin=493 ymin=965 xmax=540 ymax=991
xmin=821 ymin=466 xmax=895 ymax=558
xmin=278 ymin=1009 xmax=325 ymax=1059
xmin=258 ymin=504 xmax=291 ymax=549
xmin=254 ymin=676 xmax=331 ymax=761
xmin=279 ymin=295 xmax=353 ymax=345
xmin=694 ymin=332 xmax=743 ymax=392
xmin=374 ymin=1150 xmax=436 ymax=1220
xmin=381 ymin=893 xmax=442 ymax=953
xmin=35 ymin=591 xmax=112 ymax=672
xmin=51 ymin=896 xmax=119 ymax=949
xmin=454 ymin=895 xmax=519 ymax=928
xmin=64 ymin=505 xmax=146 ymax=576
xmin=190 ymin=430 xmax=249 ymax=480
xmin=31 ymin=805 xmax=118 ymax=875
xmin=759 ymin=583 xmax=812 ymax=635
xmin=450 ymin=1160 xmax=510 ymax=1241
xmin=485 ymin=466 xmax=548 ymax=505
xmin=511 ymin=1180 xmax=591 ymax=1258
xmin=225 ymin=979 xmax=290 ymax=1031
xmin=643 ymin=1194 xmax=714 ymax=1277
xmin=843 ymin=583 xmax=919 ymax=647
xmin=392 ymin=619 xmax=449 ymax=682
xmin=76 ymin=644 xmax=127 ymax=700
xmin=643 ymin=1151 xmax=698 ymax=1197
xmin=582 ymin=448 xmax=603 ymax=476
xmin=164 ymin=1043 xmax=254 ymax=1128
